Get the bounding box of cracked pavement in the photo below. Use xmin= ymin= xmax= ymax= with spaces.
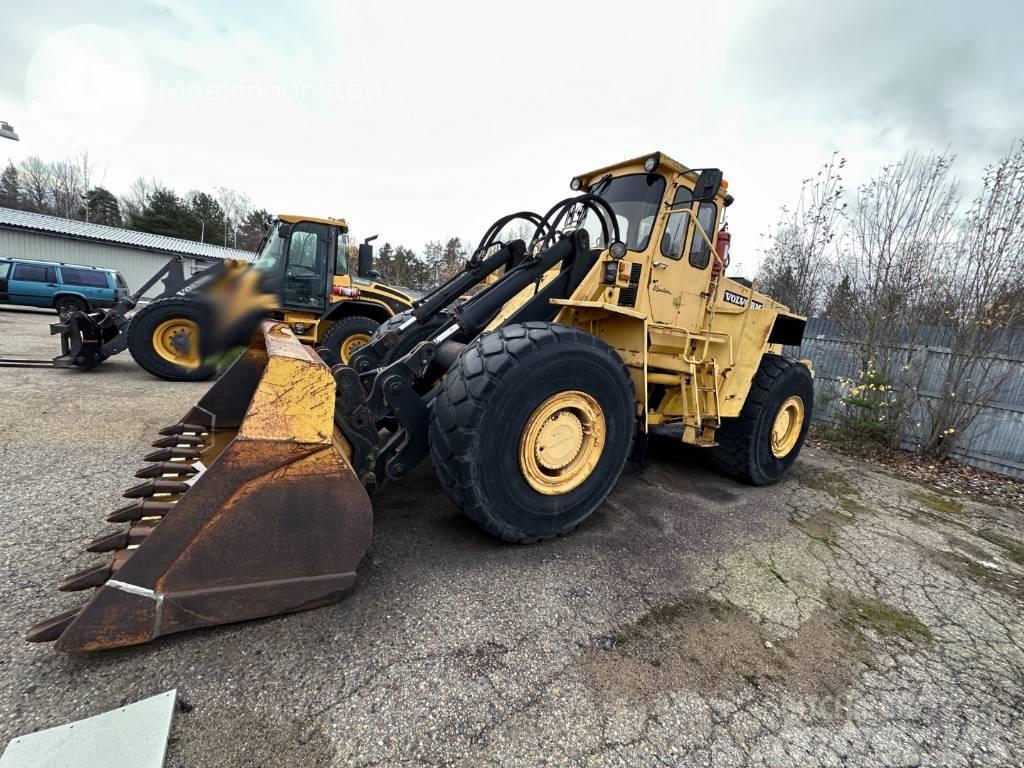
xmin=1 ymin=307 xmax=1022 ymax=767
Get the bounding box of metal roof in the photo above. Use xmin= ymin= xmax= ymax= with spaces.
xmin=0 ymin=206 xmax=255 ymax=261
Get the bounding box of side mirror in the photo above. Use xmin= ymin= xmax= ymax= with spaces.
xmin=278 ymin=223 xmax=292 ymax=239
xmin=358 ymin=243 xmax=374 ymax=278
xmin=693 ymin=169 xmax=724 ymax=202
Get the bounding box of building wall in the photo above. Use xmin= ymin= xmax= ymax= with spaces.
xmin=0 ymin=228 xmax=208 ymax=298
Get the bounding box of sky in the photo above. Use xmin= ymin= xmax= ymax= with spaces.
xmin=1 ymin=0 xmax=1022 ymax=273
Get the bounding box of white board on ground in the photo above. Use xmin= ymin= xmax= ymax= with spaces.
xmin=0 ymin=689 xmax=177 ymax=768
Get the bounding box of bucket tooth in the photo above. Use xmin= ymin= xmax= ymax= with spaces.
xmin=158 ymin=423 xmax=208 ymax=436
xmin=107 ymin=500 xmax=175 ymax=523
xmin=86 ymin=529 xmax=128 ymax=553
xmin=26 ymin=606 xmax=82 ymax=643
xmin=134 ymin=462 xmax=199 ymax=479
xmin=151 ymin=435 xmax=204 ymax=448
xmin=144 ymin=447 xmax=202 ymax=462
xmin=60 ymin=562 xmax=112 ymax=591
xmin=123 ymin=479 xmax=191 ymax=498
xmin=86 ymin=524 xmax=154 ymax=553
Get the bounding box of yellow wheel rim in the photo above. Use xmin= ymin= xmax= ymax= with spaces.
xmin=770 ymin=395 xmax=805 ymax=458
xmin=151 ymin=318 xmax=200 ymax=368
xmin=339 ymin=332 xmax=372 ymax=364
xmin=519 ymin=391 xmax=606 ymax=495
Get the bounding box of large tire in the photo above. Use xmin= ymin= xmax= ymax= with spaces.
xmin=127 ymin=298 xmax=216 ymax=381
xmin=54 ymin=295 xmax=87 ymax=322
xmin=429 ymin=321 xmax=635 ymax=543
xmin=321 ymin=315 xmax=381 ymax=365
xmin=708 ymin=354 xmax=813 ymax=485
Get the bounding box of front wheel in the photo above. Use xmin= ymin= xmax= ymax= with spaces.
xmin=321 ymin=315 xmax=381 ymax=365
xmin=127 ymin=298 xmax=216 ymax=381
xmin=429 ymin=321 xmax=636 ymax=543
xmin=708 ymin=354 xmax=813 ymax=485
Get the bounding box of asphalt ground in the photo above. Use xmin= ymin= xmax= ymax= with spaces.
xmin=1 ymin=307 xmax=1022 ymax=767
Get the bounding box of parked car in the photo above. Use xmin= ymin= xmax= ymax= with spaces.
xmin=0 ymin=258 xmax=129 ymax=320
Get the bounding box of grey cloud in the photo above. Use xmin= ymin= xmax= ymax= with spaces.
xmin=735 ymin=0 xmax=1024 ymax=163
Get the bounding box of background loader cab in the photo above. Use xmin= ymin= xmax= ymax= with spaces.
xmin=250 ymin=215 xmax=412 ymax=363
xmin=119 ymin=215 xmax=414 ymax=381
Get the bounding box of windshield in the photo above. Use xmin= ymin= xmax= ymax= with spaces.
xmin=583 ymin=172 xmax=666 ymax=252
xmin=253 ymin=223 xmax=285 ymax=273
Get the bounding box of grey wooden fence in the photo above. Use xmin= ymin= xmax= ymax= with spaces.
xmin=784 ymin=318 xmax=1024 ymax=479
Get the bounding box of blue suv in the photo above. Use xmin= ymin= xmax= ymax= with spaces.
xmin=0 ymin=258 xmax=129 ymax=320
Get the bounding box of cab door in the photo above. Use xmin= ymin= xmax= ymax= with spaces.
xmin=646 ymin=183 xmax=718 ymax=331
xmin=280 ymin=222 xmax=329 ymax=312
xmin=331 ymin=228 xmax=353 ymax=294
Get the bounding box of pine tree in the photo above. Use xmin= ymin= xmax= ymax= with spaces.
xmin=132 ymin=187 xmax=193 ymax=239
xmin=83 ymin=187 xmax=122 ymax=226
xmin=0 ymin=163 xmax=20 ymax=209
xmin=236 ymin=208 xmax=274 ymax=251
xmin=188 ymin=191 xmax=227 ymax=244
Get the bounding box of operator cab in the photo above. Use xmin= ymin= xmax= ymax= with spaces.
xmin=252 ymin=215 xmax=354 ymax=311
xmin=576 ymin=154 xmax=729 ymax=264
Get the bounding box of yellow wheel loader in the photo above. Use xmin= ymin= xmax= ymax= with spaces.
xmin=52 ymin=215 xmax=414 ymax=380
xmin=29 ymin=152 xmax=813 ymax=652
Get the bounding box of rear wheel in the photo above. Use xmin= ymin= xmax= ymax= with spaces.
xmin=127 ymin=298 xmax=215 ymax=381
xmin=429 ymin=321 xmax=635 ymax=542
xmin=55 ymin=296 xmax=87 ymax=322
xmin=322 ymin=315 xmax=380 ymax=365
xmin=708 ymin=354 xmax=813 ymax=485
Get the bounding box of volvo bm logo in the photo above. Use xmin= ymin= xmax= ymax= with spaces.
xmin=723 ymin=290 xmax=763 ymax=310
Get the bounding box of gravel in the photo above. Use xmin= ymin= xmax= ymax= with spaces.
xmin=1 ymin=307 xmax=1022 ymax=767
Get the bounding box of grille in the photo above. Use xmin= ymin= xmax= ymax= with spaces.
xmin=617 ymin=263 xmax=643 ymax=307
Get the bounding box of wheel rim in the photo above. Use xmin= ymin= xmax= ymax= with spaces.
xmin=152 ymin=318 xmax=200 ymax=368
xmin=770 ymin=395 xmax=805 ymax=458
xmin=339 ymin=332 xmax=372 ymax=364
xmin=519 ymin=391 xmax=606 ymax=495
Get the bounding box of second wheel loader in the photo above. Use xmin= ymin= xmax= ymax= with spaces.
xmin=53 ymin=214 xmax=414 ymax=380
xmin=29 ymin=152 xmax=813 ymax=652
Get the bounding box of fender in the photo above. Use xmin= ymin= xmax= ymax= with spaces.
xmin=319 ymin=297 xmax=396 ymax=324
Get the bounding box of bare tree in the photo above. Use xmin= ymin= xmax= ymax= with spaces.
xmin=836 ymin=151 xmax=960 ymax=362
xmin=120 ymin=177 xmax=158 ymax=227
xmin=757 ymin=153 xmax=846 ymax=315
xmin=917 ymin=140 xmax=1024 ymax=457
xmin=215 ymin=187 xmax=253 ymax=248
xmin=50 ymin=158 xmax=84 ymax=219
xmin=18 ymin=156 xmax=54 ymax=213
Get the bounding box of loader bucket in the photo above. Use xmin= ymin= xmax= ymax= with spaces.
xmin=27 ymin=320 xmax=372 ymax=652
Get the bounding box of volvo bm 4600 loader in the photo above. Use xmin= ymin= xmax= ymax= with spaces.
xmin=29 ymin=152 xmax=813 ymax=651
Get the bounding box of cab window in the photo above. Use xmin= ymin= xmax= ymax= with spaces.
xmin=0 ymin=262 xmax=10 ymax=279
xmin=689 ymin=202 xmax=718 ymax=269
xmin=660 ymin=187 xmax=694 ymax=260
xmin=582 ymin=173 xmax=665 ymax=251
xmin=335 ymin=232 xmax=350 ymax=275
xmin=14 ymin=263 xmax=57 ymax=282
xmin=282 ymin=224 xmax=328 ymax=310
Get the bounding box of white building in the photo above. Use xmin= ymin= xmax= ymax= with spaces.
xmin=0 ymin=207 xmax=254 ymax=297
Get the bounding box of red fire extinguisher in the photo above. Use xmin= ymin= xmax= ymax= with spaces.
xmin=712 ymin=224 xmax=731 ymax=278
